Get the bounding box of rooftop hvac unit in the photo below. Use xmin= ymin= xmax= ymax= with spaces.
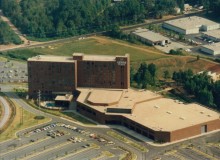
xmin=154 ymin=105 xmax=159 ymax=109
xmin=200 ymin=111 xmax=204 ymax=114
xmin=166 ymin=111 xmax=172 ymax=114
xmin=179 ymin=117 xmax=185 ymax=120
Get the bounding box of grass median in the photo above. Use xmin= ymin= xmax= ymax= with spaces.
xmin=107 ymin=131 xmax=148 ymax=152
xmin=0 ymin=98 xmax=50 ymax=142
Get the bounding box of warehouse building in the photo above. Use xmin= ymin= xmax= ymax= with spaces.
xmin=200 ymin=42 xmax=220 ymax=56
xmin=202 ymin=29 xmax=220 ymax=42
xmin=163 ymin=16 xmax=220 ymax=35
xmin=76 ymin=88 xmax=220 ymax=142
xmin=28 ymin=53 xmax=130 ymax=98
xmin=198 ymin=71 xmax=220 ymax=82
xmin=131 ymin=28 xmax=170 ymax=46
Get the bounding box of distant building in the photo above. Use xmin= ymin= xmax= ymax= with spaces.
xmin=174 ymin=7 xmax=181 ymax=14
xmin=184 ymin=4 xmax=192 ymax=11
xmin=202 ymin=30 xmax=220 ymax=42
xmin=163 ymin=16 xmax=220 ymax=35
xmin=28 ymin=53 xmax=130 ymax=98
xmin=200 ymin=42 xmax=220 ymax=56
xmin=131 ymin=28 xmax=170 ymax=46
xmin=198 ymin=71 xmax=220 ymax=82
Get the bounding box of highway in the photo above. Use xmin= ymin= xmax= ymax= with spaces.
xmin=0 ymin=96 xmax=10 ymax=129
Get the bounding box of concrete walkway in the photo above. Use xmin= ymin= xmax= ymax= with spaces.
xmin=0 ymin=96 xmax=10 ymax=129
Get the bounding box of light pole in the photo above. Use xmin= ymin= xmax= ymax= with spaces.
xmin=38 ymin=90 xmax=41 ymax=115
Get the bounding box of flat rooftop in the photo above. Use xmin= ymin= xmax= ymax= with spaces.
xmin=164 ymin=16 xmax=219 ymax=30
xmin=73 ymin=53 xmax=128 ymax=62
xmin=201 ymin=42 xmax=220 ymax=51
xmin=55 ymin=94 xmax=73 ymax=101
xmin=77 ymin=88 xmax=220 ymax=132
xmin=77 ymin=88 xmax=161 ymax=111
xmin=132 ymin=28 xmax=168 ymax=42
xmin=127 ymin=98 xmax=219 ymax=131
xmin=87 ymin=90 xmax=123 ymax=106
xmin=28 ymin=55 xmax=74 ymax=63
xmin=203 ymin=29 xmax=220 ymax=39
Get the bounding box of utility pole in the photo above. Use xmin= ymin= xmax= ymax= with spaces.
xmin=20 ymin=107 xmax=23 ymax=125
xmin=38 ymin=90 xmax=41 ymax=111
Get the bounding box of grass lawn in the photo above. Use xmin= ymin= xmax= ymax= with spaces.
xmin=2 ymin=36 xmax=220 ymax=76
xmin=2 ymin=36 xmax=166 ymax=63
xmin=25 ymin=99 xmax=96 ymax=125
xmin=0 ymin=100 xmax=50 ymax=142
xmin=107 ymin=131 xmax=148 ymax=152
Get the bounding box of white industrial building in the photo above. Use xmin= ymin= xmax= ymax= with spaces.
xmin=200 ymin=42 xmax=220 ymax=55
xmin=202 ymin=30 xmax=220 ymax=42
xmin=163 ymin=16 xmax=220 ymax=35
xmin=131 ymin=28 xmax=169 ymax=46
xmin=198 ymin=71 xmax=220 ymax=82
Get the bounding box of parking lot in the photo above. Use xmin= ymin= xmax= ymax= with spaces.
xmin=0 ymin=122 xmax=131 ymax=160
xmin=0 ymin=60 xmax=27 ymax=83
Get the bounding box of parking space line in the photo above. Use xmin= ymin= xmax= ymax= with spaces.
xmin=0 ymin=136 xmax=51 ymax=156
xmin=22 ymin=141 xmax=72 ymax=160
xmin=164 ymin=150 xmax=186 ymax=160
xmin=191 ymin=147 xmax=218 ymax=160
xmin=57 ymin=143 xmax=99 ymax=160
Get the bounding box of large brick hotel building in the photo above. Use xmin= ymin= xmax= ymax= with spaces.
xmin=28 ymin=53 xmax=130 ymax=98
xmin=28 ymin=53 xmax=220 ymax=143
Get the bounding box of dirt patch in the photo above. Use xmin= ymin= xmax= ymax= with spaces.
xmin=92 ymin=36 xmax=111 ymax=45
xmin=207 ymin=64 xmax=220 ymax=73
xmin=147 ymin=56 xmax=219 ymax=76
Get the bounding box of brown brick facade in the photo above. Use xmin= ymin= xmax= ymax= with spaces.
xmin=76 ymin=102 xmax=220 ymax=142
xmin=28 ymin=54 xmax=130 ymax=98
xmin=28 ymin=61 xmax=77 ymax=98
xmin=74 ymin=54 xmax=130 ymax=89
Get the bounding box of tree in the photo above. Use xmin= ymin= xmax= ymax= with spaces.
xmin=163 ymin=70 xmax=170 ymax=79
xmin=130 ymin=66 xmax=135 ymax=84
xmin=198 ymin=88 xmax=214 ymax=107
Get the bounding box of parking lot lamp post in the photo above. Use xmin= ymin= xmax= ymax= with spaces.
xmin=38 ymin=90 xmax=41 ymax=112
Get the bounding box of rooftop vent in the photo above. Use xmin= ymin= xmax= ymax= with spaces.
xmin=154 ymin=105 xmax=159 ymax=109
xmin=207 ymin=114 xmax=212 ymax=117
xmin=166 ymin=111 xmax=172 ymax=114
xmin=200 ymin=111 xmax=204 ymax=114
xmin=179 ymin=117 xmax=185 ymax=120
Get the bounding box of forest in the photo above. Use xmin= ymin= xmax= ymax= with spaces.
xmin=0 ymin=0 xmax=220 ymax=39
xmin=173 ymin=70 xmax=220 ymax=110
xmin=0 ymin=20 xmax=22 ymax=44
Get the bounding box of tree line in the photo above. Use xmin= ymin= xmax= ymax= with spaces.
xmin=1 ymin=0 xmax=219 ymax=39
xmin=173 ymin=70 xmax=220 ymax=110
xmin=131 ymin=62 xmax=157 ymax=89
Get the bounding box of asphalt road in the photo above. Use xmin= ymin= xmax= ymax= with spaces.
xmin=0 ymin=96 xmax=10 ymax=129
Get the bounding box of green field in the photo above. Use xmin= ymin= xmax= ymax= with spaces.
xmin=2 ymin=37 xmax=166 ymax=63
xmin=2 ymin=36 xmax=219 ymax=76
